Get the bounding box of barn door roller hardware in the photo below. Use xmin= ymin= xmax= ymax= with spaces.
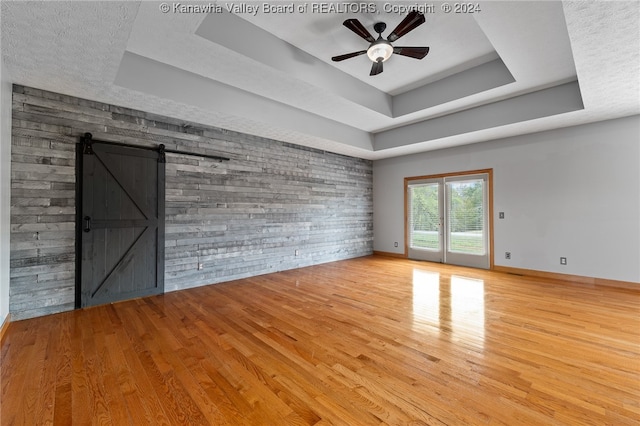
xmin=80 ymin=133 xmax=230 ymax=162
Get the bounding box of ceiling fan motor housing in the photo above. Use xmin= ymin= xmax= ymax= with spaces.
xmin=373 ymin=22 xmax=387 ymax=34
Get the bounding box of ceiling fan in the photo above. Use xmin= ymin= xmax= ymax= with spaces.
xmin=331 ymin=11 xmax=430 ymax=76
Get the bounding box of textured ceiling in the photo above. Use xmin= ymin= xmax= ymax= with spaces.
xmin=1 ymin=1 xmax=639 ymax=160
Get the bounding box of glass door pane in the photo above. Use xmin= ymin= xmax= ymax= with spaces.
xmin=447 ymin=179 xmax=485 ymax=255
xmin=445 ymin=175 xmax=489 ymax=269
xmin=409 ymin=183 xmax=440 ymax=250
xmin=408 ymin=180 xmax=443 ymax=262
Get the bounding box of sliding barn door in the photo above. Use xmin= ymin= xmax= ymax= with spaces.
xmin=80 ymin=140 xmax=165 ymax=308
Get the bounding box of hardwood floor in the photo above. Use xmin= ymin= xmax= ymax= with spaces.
xmin=1 ymin=255 xmax=639 ymax=425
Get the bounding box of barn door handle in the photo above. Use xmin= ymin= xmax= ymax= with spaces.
xmin=83 ymin=216 xmax=92 ymax=233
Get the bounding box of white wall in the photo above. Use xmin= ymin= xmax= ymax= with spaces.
xmin=373 ymin=115 xmax=640 ymax=283
xmin=0 ymin=55 xmax=12 ymax=325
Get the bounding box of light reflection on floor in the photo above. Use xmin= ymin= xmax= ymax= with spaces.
xmin=412 ymin=269 xmax=440 ymax=328
xmin=412 ymin=269 xmax=485 ymax=346
xmin=451 ymin=275 xmax=485 ymax=344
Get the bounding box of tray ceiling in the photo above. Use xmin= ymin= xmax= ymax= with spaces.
xmin=1 ymin=1 xmax=638 ymax=159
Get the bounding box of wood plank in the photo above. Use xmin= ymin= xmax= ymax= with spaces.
xmin=2 ymin=256 xmax=639 ymax=425
xmin=10 ymin=85 xmax=373 ymax=320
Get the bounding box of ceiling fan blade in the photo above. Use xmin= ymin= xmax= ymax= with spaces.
xmin=387 ymin=11 xmax=425 ymax=42
xmin=370 ymin=60 xmax=383 ymax=76
xmin=393 ymin=46 xmax=430 ymax=59
xmin=343 ymin=19 xmax=376 ymax=43
xmin=331 ymin=51 xmax=367 ymax=62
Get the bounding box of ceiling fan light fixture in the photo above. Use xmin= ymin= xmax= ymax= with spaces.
xmin=333 ymin=12 xmax=428 ymax=75
xmin=367 ymin=40 xmax=393 ymax=62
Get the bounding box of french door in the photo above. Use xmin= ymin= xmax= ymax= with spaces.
xmin=407 ymin=171 xmax=491 ymax=269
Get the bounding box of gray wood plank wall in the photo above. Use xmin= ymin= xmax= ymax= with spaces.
xmin=10 ymin=85 xmax=373 ymax=320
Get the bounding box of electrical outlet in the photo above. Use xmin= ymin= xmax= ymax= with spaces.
xmin=499 ymin=212 xmax=505 ymax=219
xmin=295 ymin=249 xmax=299 ymax=256
xmin=505 ymin=252 xmax=511 ymax=260
xmin=560 ymin=257 xmax=567 ymax=265
xmin=198 ymin=263 xmax=203 ymax=270
xmin=394 ymin=242 xmax=398 ymax=247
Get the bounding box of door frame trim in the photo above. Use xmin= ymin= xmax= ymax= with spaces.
xmin=404 ymin=168 xmax=494 ymax=270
